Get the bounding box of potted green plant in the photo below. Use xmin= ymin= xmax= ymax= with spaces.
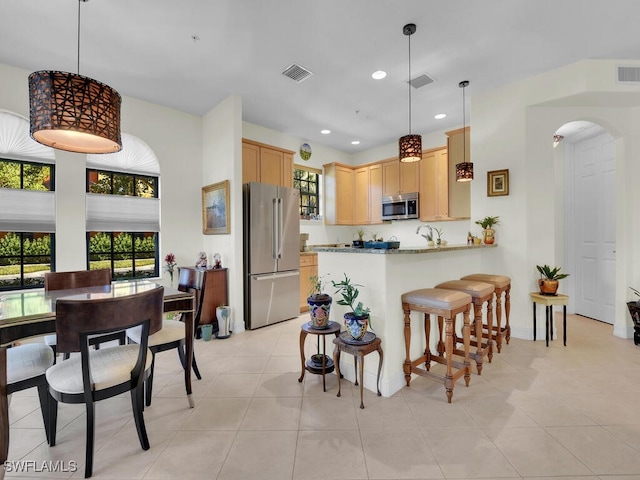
xmin=475 ymin=216 xmax=500 ymax=244
xmin=416 ymin=224 xmax=434 ymax=247
xmin=332 ymin=273 xmax=371 ymax=340
xmin=307 ymin=275 xmax=332 ymax=329
xmin=353 ymin=228 xmax=366 ymax=248
xmin=536 ymin=264 xmax=569 ymax=295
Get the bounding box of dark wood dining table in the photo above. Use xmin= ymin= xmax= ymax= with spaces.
xmin=0 ymin=280 xmax=195 ymax=474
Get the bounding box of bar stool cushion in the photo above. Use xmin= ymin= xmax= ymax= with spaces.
xmin=402 ymin=288 xmax=471 ymax=310
xmin=461 ymin=274 xmax=511 ymax=289
xmin=435 ymin=280 xmax=494 ymax=298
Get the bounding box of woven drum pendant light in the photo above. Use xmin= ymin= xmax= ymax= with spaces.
xmin=29 ymin=0 xmax=122 ymax=154
xmin=399 ymin=23 xmax=421 ymax=163
xmin=455 ymin=80 xmax=473 ymax=182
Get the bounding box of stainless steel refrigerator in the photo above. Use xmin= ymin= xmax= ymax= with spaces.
xmin=243 ymin=182 xmax=300 ymax=329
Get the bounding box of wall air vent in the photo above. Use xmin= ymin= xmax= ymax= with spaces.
xmin=282 ymin=63 xmax=313 ymax=83
xmin=409 ymin=73 xmax=435 ymax=89
xmin=617 ymin=65 xmax=640 ymax=83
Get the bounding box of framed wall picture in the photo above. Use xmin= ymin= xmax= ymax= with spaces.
xmin=487 ymin=169 xmax=509 ymax=197
xmin=202 ymin=180 xmax=230 ymax=234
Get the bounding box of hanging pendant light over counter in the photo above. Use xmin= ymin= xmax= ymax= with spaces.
xmin=28 ymin=0 xmax=122 ymax=154
xmin=455 ymin=80 xmax=473 ymax=182
xmin=399 ymin=23 xmax=422 ymax=163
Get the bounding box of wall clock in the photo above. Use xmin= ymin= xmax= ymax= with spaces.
xmin=299 ymin=143 xmax=312 ymax=161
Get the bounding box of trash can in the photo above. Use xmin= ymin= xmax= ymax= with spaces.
xmin=216 ymin=305 xmax=231 ymax=339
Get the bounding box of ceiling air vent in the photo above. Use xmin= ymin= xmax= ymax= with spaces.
xmin=282 ymin=63 xmax=313 ymax=83
xmin=617 ymin=65 xmax=640 ymax=83
xmin=409 ymin=73 xmax=435 ymax=89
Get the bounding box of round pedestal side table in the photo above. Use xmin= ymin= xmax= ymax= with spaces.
xmin=298 ymin=321 xmax=341 ymax=392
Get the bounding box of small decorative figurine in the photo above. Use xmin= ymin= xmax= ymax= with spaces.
xmin=195 ymin=251 xmax=207 ymax=269
xmin=213 ymin=252 xmax=222 ymax=269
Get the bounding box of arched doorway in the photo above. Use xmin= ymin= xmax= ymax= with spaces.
xmin=558 ymin=121 xmax=616 ymax=324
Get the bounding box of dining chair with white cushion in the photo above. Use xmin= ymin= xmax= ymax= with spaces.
xmin=126 ymin=268 xmax=203 ymax=406
xmin=46 ymin=286 xmax=163 ymax=478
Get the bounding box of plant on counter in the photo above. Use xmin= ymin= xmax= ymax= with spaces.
xmin=353 ymin=228 xmax=366 ymax=248
xmin=416 ymin=224 xmax=445 ymax=246
xmin=307 ymin=275 xmax=332 ymax=329
xmin=475 ymin=215 xmax=500 ymax=244
xmin=332 ymin=273 xmax=372 ymax=340
xmin=370 ymin=232 xmax=383 ymax=242
xmin=536 ymin=264 xmax=569 ymax=295
xmin=416 ymin=224 xmax=433 ymax=244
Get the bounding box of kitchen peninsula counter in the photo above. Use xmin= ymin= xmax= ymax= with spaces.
xmin=315 ymin=243 xmax=500 ymax=398
xmin=313 ymin=244 xmax=497 ymax=254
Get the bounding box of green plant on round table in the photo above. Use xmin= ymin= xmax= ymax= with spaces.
xmin=332 ymin=273 xmax=371 ymax=340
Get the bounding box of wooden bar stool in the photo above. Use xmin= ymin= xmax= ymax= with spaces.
xmin=435 ymin=280 xmax=494 ymax=374
xmin=461 ymin=274 xmax=511 ymax=352
xmin=402 ymin=288 xmax=472 ymax=403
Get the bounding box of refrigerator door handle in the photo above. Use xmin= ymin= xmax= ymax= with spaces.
xmin=251 ymin=271 xmax=300 ymax=281
xmin=277 ymin=197 xmax=283 ymax=259
xmin=272 ymin=198 xmax=278 ymax=259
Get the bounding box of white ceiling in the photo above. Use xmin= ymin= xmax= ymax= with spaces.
xmin=2 ymin=0 xmax=640 ymax=154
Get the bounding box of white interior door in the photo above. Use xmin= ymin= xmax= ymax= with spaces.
xmin=571 ymin=132 xmax=616 ymax=323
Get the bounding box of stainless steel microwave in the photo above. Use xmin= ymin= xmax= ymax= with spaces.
xmin=381 ymin=192 xmax=419 ymax=220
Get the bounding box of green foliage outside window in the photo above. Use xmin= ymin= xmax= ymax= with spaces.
xmin=88 ymin=232 xmax=157 ymax=279
xmin=294 ymin=167 xmax=320 ymax=218
xmin=0 ymin=159 xmax=52 ymax=190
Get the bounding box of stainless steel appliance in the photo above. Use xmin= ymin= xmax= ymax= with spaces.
xmin=381 ymin=192 xmax=419 ymax=220
xmin=243 ymin=182 xmax=300 ymax=329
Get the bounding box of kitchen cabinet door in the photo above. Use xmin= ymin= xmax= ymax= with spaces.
xmin=420 ymin=147 xmax=449 ymax=220
xmin=242 ymin=142 xmax=260 ymax=184
xmin=324 ymin=163 xmax=354 ymax=225
xmin=354 ymin=167 xmax=370 ymax=224
xmin=369 ymin=163 xmax=383 ymax=224
xmin=241 ymin=140 xmax=295 ymax=188
xmin=299 ymin=254 xmax=318 ymax=312
xmin=383 ymin=159 xmax=419 ymax=195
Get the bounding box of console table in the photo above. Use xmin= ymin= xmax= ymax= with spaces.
xmin=179 ymin=267 xmax=228 ymax=331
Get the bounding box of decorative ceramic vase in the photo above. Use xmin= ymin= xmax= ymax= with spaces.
xmin=538 ymin=279 xmax=559 ymax=295
xmin=626 ymin=301 xmax=640 ymax=345
xmin=307 ymin=294 xmax=332 ymax=329
xmin=352 ymin=240 xmax=364 ymax=248
xmin=343 ymin=312 xmax=369 ymax=340
xmin=483 ymin=228 xmax=495 ymax=244
xmin=215 ymin=305 xmax=231 ymax=339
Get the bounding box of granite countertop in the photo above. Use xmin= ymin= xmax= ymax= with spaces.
xmin=312 ymin=243 xmax=497 ymax=254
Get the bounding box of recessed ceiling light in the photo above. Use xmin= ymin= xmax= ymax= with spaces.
xmin=371 ymin=70 xmax=387 ymax=80
xmin=351 ymin=140 xmax=360 ymax=145
xmin=434 ymin=113 xmax=447 ymax=119
xmin=321 ymin=129 xmax=331 ymax=134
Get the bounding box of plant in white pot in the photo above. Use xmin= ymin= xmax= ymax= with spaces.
xmin=307 ymin=275 xmax=332 ymax=329
xmin=332 ymin=274 xmax=371 ymax=340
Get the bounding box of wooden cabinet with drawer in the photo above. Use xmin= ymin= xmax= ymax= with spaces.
xmin=299 ymin=253 xmax=318 ymax=312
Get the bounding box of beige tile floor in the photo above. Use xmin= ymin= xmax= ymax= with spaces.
xmin=6 ymin=313 xmax=640 ymax=479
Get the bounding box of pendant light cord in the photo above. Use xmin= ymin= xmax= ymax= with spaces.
xmin=462 ymin=83 xmax=466 ymax=162
xmin=408 ymin=32 xmax=412 ymax=134
xmin=77 ymin=0 xmax=81 ymax=75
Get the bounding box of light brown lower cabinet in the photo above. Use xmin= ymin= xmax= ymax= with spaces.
xmin=299 ymin=254 xmax=318 ymax=312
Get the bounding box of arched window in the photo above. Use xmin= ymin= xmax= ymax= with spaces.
xmin=86 ymin=133 xmax=161 ymax=280
xmin=0 ymin=110 xmax=55 ymax=290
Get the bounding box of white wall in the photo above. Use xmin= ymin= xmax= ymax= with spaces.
xmin=472 ymin=59 xmax=640 ymax=339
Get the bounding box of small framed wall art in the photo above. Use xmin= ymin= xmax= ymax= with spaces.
xmin=202 ymin=180 xmax=230 ymax=234
xmin=487 ymin=169 xmax=509 ymax=197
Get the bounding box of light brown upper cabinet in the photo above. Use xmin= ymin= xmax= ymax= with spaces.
xmin=445 ymin=127 xmax=471 ymax=219
xmin=420 ymin=147 xmax=449 ymax=221
xmin=382 ymin=158 xmax=420 ymax=196
xmin=242 ymin=139 xmax=293 ymax=188
xmin=323 ymin=162 xmax=354 ymax=225
xmin=353 ymin=164 xmax=383 ymax=225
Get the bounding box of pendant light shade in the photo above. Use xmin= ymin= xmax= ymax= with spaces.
xmin=29 ymin=71 xmax=122 ymax=154
xmin=399 ymin=23 xmax=422 ymax=163
xmin=455 ymin=80 xmax=473 ymax=182
xmin=28 ymin=0 xmax=122 ymax=154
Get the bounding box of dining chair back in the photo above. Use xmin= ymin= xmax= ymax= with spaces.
xmin=44 ymin=268 xmax=120 ymax=358
xmin=127 ymin=267 xmax=204 ymax=407
xmin=46 ymin=286 xmax=164 ymax=478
